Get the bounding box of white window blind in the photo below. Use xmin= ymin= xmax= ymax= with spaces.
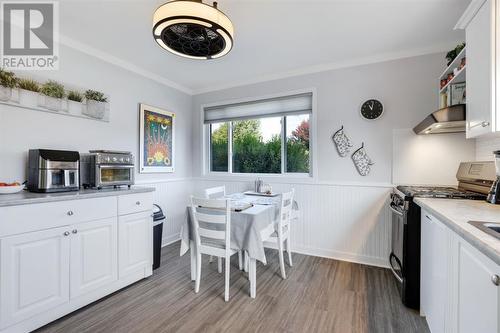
xmin=204 ymin=92 xmax=312 ymax=124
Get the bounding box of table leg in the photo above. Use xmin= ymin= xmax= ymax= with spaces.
xmin=249 ymin=257 xmax=256 ymax=298
xmin=190 ymin=240 xmax=196 ymax=281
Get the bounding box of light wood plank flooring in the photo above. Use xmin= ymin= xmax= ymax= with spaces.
xmin=36 ymin=242 xmax=429 ymax=333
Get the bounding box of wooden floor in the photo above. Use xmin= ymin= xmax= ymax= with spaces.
xmin=37 ymin=242 xmax=429 ymax=333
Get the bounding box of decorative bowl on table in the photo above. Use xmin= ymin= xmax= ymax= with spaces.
xmin=0 ymin=182 xmax=25 ymax=194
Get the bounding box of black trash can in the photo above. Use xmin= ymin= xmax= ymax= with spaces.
xmin=152 ymin=204 xmax=165 ymax=270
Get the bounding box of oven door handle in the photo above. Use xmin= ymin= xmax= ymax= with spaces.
xmin=98 ymin=165 xmax=134 ymax=169
xmin=389 ymin=203 xmax=404 ymax=217
xmin=389 ymin=252 xmax=403 ymax=283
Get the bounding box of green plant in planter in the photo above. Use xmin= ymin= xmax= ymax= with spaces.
xmin=17 ymin=78 xmax=40 ymax=92
xmin=446 ymin=42 xmax=466 ymax=66
xmin=0 ymin=69 xmax=19 ymax=88
xmin=85 ymin=89 xmax=107 ymax=103
xmin=67 ymin=90 xmax=83 ymax=102
xmin=40 ymin=80 xmax=65 ymax=99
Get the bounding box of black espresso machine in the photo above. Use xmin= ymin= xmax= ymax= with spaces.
xmin=27 ymin=149 xmax=80 ymax=193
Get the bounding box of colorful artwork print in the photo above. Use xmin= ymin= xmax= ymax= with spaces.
xmin=139 ymin=104 xmax=175 ymax=173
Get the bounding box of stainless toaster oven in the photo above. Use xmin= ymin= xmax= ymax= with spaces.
xmin=80 ymin=150 xmax=134 ymax=189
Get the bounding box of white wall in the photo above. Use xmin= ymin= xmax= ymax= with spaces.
xmin=476 ymin=136 xmax=500 ymax=161
xmin=190 ymin=53 xmax=449 ymax=266
xmin=393 ymin=129 xmax=475 ymax=185
xmin=0 ymin=44 xmax=193 ymax=245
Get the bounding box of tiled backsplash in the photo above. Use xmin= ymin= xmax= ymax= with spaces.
xmin=476 ymin=137 xmax=500 ymax=161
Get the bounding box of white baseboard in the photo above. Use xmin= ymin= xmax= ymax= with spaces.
xmin=162 ymin=239 xmax=388 ymax=269
xmin=262 ymin=241 xmax=388 ymax=268
xmin=162 ymin=235 xmax=180 ymax=247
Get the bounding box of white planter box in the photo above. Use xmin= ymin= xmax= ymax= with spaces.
xmin=18 ymin=89 xmax=38 ymax=108
xmin=0 ymin=86 xmax=12 ymax=102
xmin=83 ymin=100 xmax=107 ymax=119
xmin=68 ymin=100 xmax=84 ymax=116
xmin=39 ymin=95 xmax=63 ymax=111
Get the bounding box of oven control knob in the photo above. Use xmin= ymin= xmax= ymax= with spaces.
xmin=120 ymin=157 xmax=125 ymax=163
xmin=112 ymin=157 xmax=117 ymax=162
xmin=105 ymin=156 xmax=111 ymax=163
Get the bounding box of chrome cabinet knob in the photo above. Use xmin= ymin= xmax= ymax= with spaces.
xmin=63 ymin=231 xmax=70 ymax=236
xmin=492 ymin=274 xmax=500 ymax=286
xmin=482 ymin=121 xmax=490 ymax=127
xmin=72 ymin=229 xmax=78 ymax=234
xmin=136 ymin=201 xmax=141 ymax=205
xmin=67 ymin=211 xmax=74 ymax=216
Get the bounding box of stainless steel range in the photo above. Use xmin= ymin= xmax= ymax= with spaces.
xmin=389 ymin=161 xmax=495 ymax=310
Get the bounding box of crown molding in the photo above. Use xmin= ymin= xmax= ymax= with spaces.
xmin=454 ymin=0 xmax=486 ymax=30
xmin=192 ymin=42 xmax=457 ymax=95
xmin=59 ymin=34 xmax=194 ymax=95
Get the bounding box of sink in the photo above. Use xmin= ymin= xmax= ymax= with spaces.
xmin=468 ymin=221 xmax=500 ymax=240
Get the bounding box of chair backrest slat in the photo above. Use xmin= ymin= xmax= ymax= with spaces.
xmin=198 ymin=228 xmax=226 ymax=240
xmin=278 ymin=189 xmax=295 ymax=233
xmin=204 ymin=186 xmax=226 ymax=199
xmin=192 ymin=197 xmax=227 ymax=209
xmin=194 ymin=211 xmax=227 ymax=224
xmin=190 ymin=195 xmax=231 ymax=252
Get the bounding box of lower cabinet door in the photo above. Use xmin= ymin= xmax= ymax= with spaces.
xmin=456 ymin=239 xmax=499 ymax=333
xmin=0 ymin=227 xmax=70 ymax=329
xmin=421 ymin=212 xmax=448 ymax=333
xmin=118 ymin=211 xmax=152 ymax=277
xmin=70 ymin=217 xmax=118 ymax=298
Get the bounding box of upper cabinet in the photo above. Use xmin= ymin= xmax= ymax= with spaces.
xmin=457 ymin=0 xmax=497 ymax=138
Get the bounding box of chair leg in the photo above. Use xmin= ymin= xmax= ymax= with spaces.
xmin=286 ymin=237 xmax=293 ymax=267
xmin=278 ymin=239 xmax=286 ymax=279
xmin=195 ymin=251 xmax=202 ymax=293
xmin=244 ymin=251 xmax=249 ymax=272
xmin=238 ymin=251 xmax=243 ymax=270
xmin=224 ymin=256 xmax=230 ymax=302
xmin=218 ymin=257 xmax=222 ymax=273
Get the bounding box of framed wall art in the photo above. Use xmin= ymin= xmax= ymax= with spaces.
xmin=139 ymin=103 xmax=175 ymax=173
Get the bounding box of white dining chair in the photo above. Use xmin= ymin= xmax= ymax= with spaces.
xmin=203 ymin=186 xmax=243 ymax=271
xmin=190 ymin=196 xmax=237 ymax=302
xmin=261 ymin=189 xmax=295 ymax=279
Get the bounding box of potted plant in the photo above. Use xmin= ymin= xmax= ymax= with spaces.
xmin=0 ymin=69 xmax=19 ymax=102
xmin=39 ymin=80 xmax=65 ymax=111
xmin=83 ymin=89 xmax=108 ymax=119
xmin=17 ymin=78 xmax=40 ymax=108
xmin=67 ymin=90 xmax=84 ymax=116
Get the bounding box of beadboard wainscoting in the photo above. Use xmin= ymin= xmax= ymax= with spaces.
xmin=136 ymin=178 xmax=193 ymax=246
xmin=192 ymin=179 xmax=392 ymax=268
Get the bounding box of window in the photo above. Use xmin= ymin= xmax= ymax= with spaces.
xmin=205 ymin=93 xmax=312 ymax=175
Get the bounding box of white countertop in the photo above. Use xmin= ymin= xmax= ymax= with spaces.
xmin=414 ymin=198 xmax=500 ymax=265
xmin=0 ymin=186 xmax=155 ymax=207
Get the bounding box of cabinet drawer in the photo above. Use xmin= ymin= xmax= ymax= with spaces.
xmin=118 ymin=193 xmax=153 ymax=216
xmin=0 ymin=196 xmax=117 ymax=237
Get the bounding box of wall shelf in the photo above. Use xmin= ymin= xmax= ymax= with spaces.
xmin=439 ymin=66 xmax=466 ymax=94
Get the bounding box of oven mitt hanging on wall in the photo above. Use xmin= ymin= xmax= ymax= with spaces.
xmin=351 ymin=142 xmax=374 ymax=176
xmin=332 ymin=125 xmax=353 ymax=157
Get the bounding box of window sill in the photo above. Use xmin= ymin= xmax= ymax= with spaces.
xmin=201 ymin=172 xmax=315 ymax=184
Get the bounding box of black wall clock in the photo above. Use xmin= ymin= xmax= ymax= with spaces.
xmin=360 ymin=99 xmax=384 ymax=120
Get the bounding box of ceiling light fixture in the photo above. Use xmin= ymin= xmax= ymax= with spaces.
xmin=153 ymin=0 xmax=234 ymax=60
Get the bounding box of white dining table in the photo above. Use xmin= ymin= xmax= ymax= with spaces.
xmin=179 ymin=193 xmax=280 ymax=298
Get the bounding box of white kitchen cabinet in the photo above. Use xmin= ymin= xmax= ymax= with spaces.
xmin=0 ymin=190 xmax=154 ymax=333
xmin=0 ymin=227 xmax=70 ymax=329
xmin=420 ymin=211 xmax=449 ymax=333
xmin=420 ymin=210 xmax=500 ymax=333
xmin=118 ymin=211 xmax=152 ymax=278
xmin=70 ymin=218 xmax=118 ymax=299
xmin=455 ymin=237 xmax=499 ymax=333
xmin=458 ymin=0 xmax=497 ymax=138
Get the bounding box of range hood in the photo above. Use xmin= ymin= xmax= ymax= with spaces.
xmin=413 ymin=104 xmax=466 ymax=135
